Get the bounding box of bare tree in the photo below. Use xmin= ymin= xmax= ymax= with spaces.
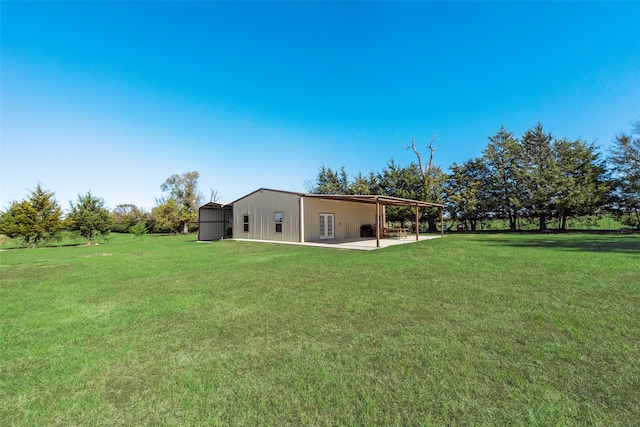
xmin=408 ymin=133 xmax=438 ymax=177
xmin=406 ymin=134 xmax=445 ymax=232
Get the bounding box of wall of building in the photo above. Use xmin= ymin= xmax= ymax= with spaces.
xmin=232 ymin=189 xmax=380 ymax=243
xmin=232 ymin=189 xmax=301 ymax=242
xmin=303 ymin=198 xmax=377 ymax=241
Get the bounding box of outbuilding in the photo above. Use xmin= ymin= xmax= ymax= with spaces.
xmin=197 ymin=202 xmax=232 ymax=241
xmin=230 ymin=188 xmax=444 ymax=248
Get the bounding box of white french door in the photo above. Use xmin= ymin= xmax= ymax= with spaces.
xmin=319 ymin=213 xmax=335 ymax=240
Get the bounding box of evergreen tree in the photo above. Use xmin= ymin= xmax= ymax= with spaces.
xmin=309 ymin=166 xmax=349 ymax=194
xmin=521 ymin=123 xmax=559 ymax=231
xmin=445 ymin=158 xmax=489 ymax=231
xmin=349 ymin=171 xmax=378 ymax=195
xmin=609 ymin=121 xmax=640 ymax=229
xmin=553 ymin=138 xmax=610 ymax=230
xmin=67 ymin=191 xmax=113 ymax=245
xmin=482 ymin=127 xmax=525 ymax=231
xmin=0 ymin=184 xmax=63 ymax=247
xmin=378 ymin=160 xmax=423 ymax=226
xmin=129 ymin=220 xmax=148 ymax=240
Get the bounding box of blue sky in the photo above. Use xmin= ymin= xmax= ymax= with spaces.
xmin=2 ymin=1 xmax=639 ymax=210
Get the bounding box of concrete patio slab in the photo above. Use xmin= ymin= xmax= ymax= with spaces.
xmin=231 ymin=234 xmax=442 ymax=251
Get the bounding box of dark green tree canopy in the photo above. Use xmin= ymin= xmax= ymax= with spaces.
xmin=609 ymin=121 xmax=640 ymax=229
xmin=445 ymin=158 xmax=489 ymax=231
xmin=481 ymin=126 xmax=525 ymax=230
xmin=308 ymin=166 xmax=349 ymax=194
xmin=307 ymin=123 xmax=617 ymax=233
xmin=521 ymin=123 xmax=558 ymax=231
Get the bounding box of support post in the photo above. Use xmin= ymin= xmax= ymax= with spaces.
xmin=415 ymin=204 xmax=420 ymax=241
xmin=382 ymin=205 xmax=386 ymax=230
xmin=440 ymin=206 xmax=444 ymax=237
xmin=375 ymin=197 xmax=380 ymax=248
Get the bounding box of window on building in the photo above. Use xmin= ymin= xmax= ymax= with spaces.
xmin=275 ymin=212 xmax=283 ymax=233
xmin=243 ymin=214 xmax=249 ymax=232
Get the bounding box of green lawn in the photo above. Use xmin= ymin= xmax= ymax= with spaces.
xmin=1 ymin=233 xmax=638 ymax=425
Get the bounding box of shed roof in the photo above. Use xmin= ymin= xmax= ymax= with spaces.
xmin=199 ymin=201 xmax=232 ymax=209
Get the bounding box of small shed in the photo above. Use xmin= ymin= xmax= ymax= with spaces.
xmin=198 ymin=202 xmax=232 ymax=241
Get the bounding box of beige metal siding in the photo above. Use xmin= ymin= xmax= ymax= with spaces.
xmin=303 ymin=198 xmax=377 ymax=241
xmin=233 ymin=189 xmax=301 ymax=242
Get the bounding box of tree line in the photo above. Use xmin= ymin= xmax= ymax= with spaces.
xmin=2 ymin=121 xmax=638 ymax=246
xmin=0 ymin=172 xmax=203 ymax=247
xmin=308 ymin=121 xmax=639 ymax=232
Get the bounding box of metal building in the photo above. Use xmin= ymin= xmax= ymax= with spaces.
xmin=197 ymin=202 xmax=232 ymax=241
xmin=231 ymin=188 xmax=444 ymax=248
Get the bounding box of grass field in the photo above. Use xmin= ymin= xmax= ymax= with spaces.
xmin=454 ymin=214 xmax=628 ymax=232
xmin=1 ymin=232 xmax=638 ymax=425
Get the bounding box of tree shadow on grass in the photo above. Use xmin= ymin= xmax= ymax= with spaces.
xmin=477 ymin=233 xmax=640 ymax=255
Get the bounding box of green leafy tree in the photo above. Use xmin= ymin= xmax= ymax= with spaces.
xmin=111 ymin=204 xmax=151 ymax=233
xmin=67 ymin=191 xmax=113 ymax=245
xmin=152 ymin=198 xmax=183 ymax=233
xmin=0 ymin=184 xmax=63 ymax=247
xmin=156 ymin=171 xmax=202 ymax=234
xmin=609 ymin=121 xmax=640 ymax=229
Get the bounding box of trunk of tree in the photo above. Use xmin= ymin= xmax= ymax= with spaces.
xmin=539 ymin=213 xmax=547 ymax=231
xmin=182 ymin=222 xmax=189 ymax=235
xmin=470 ymin=219 xmax=477 ymax=231
xmin=560 ymin=213 xmax=567 ymax=231
xmin=508 ymin=213 xmax=516 ymax=231
xmin=427 ymin=217 xmax=437 ymax=233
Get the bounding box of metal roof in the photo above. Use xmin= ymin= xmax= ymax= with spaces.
xmin=304 ymin=194 xmax=444 ymax=208
xmin=199 ymin=201 xmax=232 ymax=209
xmin=230 ymin=187 xmax=444 ymax=208
xmin=231 ymin=188 xmax=443 ymax=208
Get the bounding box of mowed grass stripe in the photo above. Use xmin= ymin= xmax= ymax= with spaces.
xmin=1 ymin=233 xmax=638 ymax=425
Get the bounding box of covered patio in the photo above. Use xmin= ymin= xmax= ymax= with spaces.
xmin=303 ymin=194 xmax=445 ymax=248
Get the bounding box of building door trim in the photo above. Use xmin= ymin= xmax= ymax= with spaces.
xmin=319 ymin=213 xmax=334 ymax=239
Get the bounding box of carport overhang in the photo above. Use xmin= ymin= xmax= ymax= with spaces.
xmin=302 ymin=194 xmax=445 ymax=247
